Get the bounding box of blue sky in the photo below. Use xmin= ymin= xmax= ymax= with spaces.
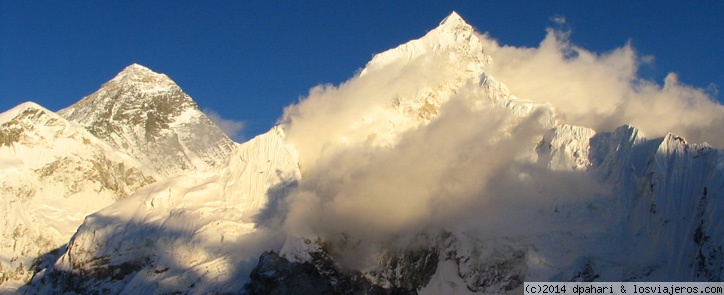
xmin=2 ymin=1 xmax=722 ymax=140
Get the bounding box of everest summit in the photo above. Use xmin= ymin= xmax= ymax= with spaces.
xmin=4 ymin=11 xmax=724 ymax=294
xmin=59 ymin=63 xmax=235 ymax=177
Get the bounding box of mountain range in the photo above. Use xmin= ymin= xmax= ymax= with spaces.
xmin=1 ymin=12 xmax=722 ymax=294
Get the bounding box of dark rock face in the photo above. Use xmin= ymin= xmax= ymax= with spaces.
xmin=570 ymin=257 xmax=600 ymax=282
xmin=368 ymin=248 xmax=439 ymax=290
xmin=246 ymin=251 xmax=418 ymax=295
xmin=693 ymin=188 xmax=723 ymax=281
xmin=245 ymin=251 xmax=335 ymax=295
xmin=20 ymin=255 xmax=150 ymax=295
xmin=462 ymin=253 xmax=526 ymax=292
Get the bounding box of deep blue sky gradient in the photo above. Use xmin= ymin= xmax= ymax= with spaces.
xmin=2 ymin=1 xmax=722 ymax=138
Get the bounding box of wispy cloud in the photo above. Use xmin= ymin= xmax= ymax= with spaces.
xmin=204 ymin=108 xmax=245 ymax=142
xmin=550 ymin=15 xmax=566 ymax=25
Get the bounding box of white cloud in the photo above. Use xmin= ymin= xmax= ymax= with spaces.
xmin=280 ymin=52 xmax=459 ymax=170
xmin=550 ymin=15 xmax=567 ymax=25
xmin=275 ymin=32 xmax=613 ymax=269
xmin=640 ymin=54 xmax=655 ymax=64
xmin=707 ymin=83 xmax=719 ymax=97
xmin=478 ymin=29 xmax=724 ymax=147
xmin=204 ymin=108 xmax=246 ymax=142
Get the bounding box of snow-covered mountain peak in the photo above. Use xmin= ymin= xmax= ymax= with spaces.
xmin=362 ymin=11 xmax=488 ymax=74
xmin=1 ymin=101 xmax=44 ymax=112
xmin=0 ymin=101 xmax=75 ymax=148
xmin=121 ymin=63 xmax=153 ymax=72
xmin=438 ymin=11 xmax=468 ymax=31
xmin=116 ymin=63 xmax=155 ymax=76
xmin=60 ymin=64 xmax=182 ymax=117
xmin=58 ymin=64 xmax=235 ymax=177
xmin=284 ymin=12 xmax=496 ymax=158
xmin=0 ymin=101 xmax=51 ymax=124
xmin=107 ymin=63 xmax=178 ymax=93
xmin=0 ymin=100 xmax=158 ymax=290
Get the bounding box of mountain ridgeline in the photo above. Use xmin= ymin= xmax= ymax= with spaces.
xmin=1 ymin=12 xmax=722 ymax=294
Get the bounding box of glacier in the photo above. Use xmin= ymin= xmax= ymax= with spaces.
xmin=2 ymin=11 xmax=722 ymax=295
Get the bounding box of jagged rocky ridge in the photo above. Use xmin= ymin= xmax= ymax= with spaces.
xmin=6 ymin=11 xmax=724 ymax=295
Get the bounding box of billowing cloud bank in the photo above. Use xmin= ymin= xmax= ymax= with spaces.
xmin=272 ymin=24 xmax=722 ymax=268
xmin=479 ymin=29 xmax=724 ymax=148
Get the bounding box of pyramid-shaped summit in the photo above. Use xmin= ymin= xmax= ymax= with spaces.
xmin=59 ymin=64 xmax=235 ymax=177
xmin=362 ymin=11 xmax=486 ymax=73
xmin=106 ymin=63 xmax=177 ymax=90
xmin=439 ymin=11 xmax=466 ymax=27
xmin=118 ymin=63 xmax=157 ymax=74
xmin=115 ymin=63 xmax=158 ymax=76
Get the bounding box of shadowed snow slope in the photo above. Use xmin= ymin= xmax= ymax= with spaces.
xmin=20 ymin=127 xmax=299 ymax=294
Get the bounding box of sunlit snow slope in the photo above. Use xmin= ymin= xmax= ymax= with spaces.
xmin=0 ymin=103 xmax=157 ymax=289
xmin=22 ymin=127 xmax=299 ymax=294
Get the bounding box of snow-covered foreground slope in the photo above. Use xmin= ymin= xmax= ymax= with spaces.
xmin=21 ymin=128 xmax=299 ymax=294
xmin=20 ymin=116 xmax=723 ymax=294
xmin=12 ymin=11 xmax=724 ymax=295
xmin=0 ymin=103 xmax=157 ymax=290
xmin=59 ymin=64 xmax=235 ymax=177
